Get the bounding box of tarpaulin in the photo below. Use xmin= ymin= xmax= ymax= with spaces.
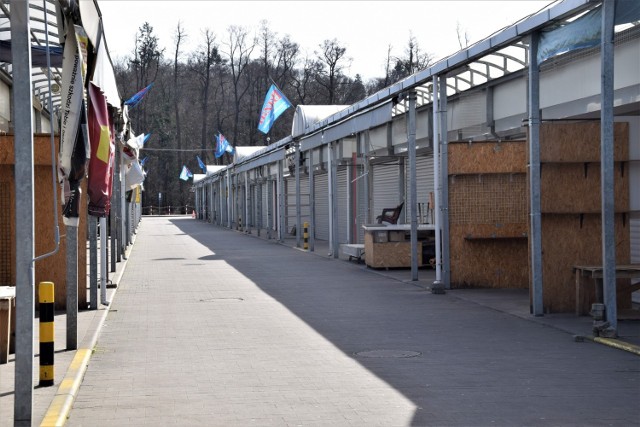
xmin=87 ymin=82 xmax=115 ymax=217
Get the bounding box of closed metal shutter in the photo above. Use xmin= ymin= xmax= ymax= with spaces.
xmin=314 ymin=173 xmax=329 ymax=241
xmin=337 ymin=167 xmax=348 ymax=244
xmin=372 ymin=163 xmax=401 ymax=223
xmin=356 ymin=164 xmax=366 ymax=243
xmin=284 ymin=175 xmax=310 ymax=234
xmin=405 ymin=155 xmax=435 ymax=224
xmin=261 ymin=181 xmax=268 ymax=230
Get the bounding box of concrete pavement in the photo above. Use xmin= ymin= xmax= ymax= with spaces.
xmin=61 ymin=217 xmax=639 ymax=426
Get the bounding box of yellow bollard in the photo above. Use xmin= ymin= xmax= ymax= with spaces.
xmin=39 ymin=282 xmax=55 ymax=386
xmin=303 ymin=222 xmax=309 ymax=250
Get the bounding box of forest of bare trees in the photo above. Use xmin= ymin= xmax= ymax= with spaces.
xmin=115 ymin=22 xmax=434 ymax=211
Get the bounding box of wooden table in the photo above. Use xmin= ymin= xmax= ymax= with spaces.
xmin=573 ymin=264 xmax=640 ymax=316
xmin=0 ymin=286 xmax=16 ymax=364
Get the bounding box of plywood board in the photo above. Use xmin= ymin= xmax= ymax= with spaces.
xmin=449 ymin=225 xmax=529 ymax=289
xmin=538 ymin=122 xmax=629 ymax=162
xmin=365 ymin=232 xmax=422 ymax=268
xmin=540 ymin=162 xmax=629 ymax=213
xmin=538 ymin=214 xmax=631 ymax=313
xmin=449 ymin=141 xmax=526 ymax=175
xmin=0 ymin=135 xmax=88 ymax=310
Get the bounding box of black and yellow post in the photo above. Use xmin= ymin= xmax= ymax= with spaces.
xmin=303 ymin=222 xmax=309 ymax=251
xmin=39 ymin=281 xmax=55 ymax=387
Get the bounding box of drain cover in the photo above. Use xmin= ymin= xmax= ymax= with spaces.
xmin=355 ymin=349 xmax=421 ymax=358
xmin=199 ymin=297 xmax=244 ymax=302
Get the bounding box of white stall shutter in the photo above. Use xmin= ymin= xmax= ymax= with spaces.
xmin=337 ymin=167 xmax=349 ymax=244
xmin=314 ymin=173 xmax=329 ymax=241
xmin=372 ymin=163 xmax=401 ymax=222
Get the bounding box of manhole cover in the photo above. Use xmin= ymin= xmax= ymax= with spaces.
xmin=354 ymin=349 xmax=421 ymax=358
xmin=199 ymin=297 xmax=244 ymax=302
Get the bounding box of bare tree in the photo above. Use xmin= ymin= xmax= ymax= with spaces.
xmin=221 ymin=25 xmax=256 ymax=147
xmin=456 ymin=21 xmax=470 ymax=50
xmin=173 ymin=23 xmax=187 ymax=204
xmin=315 ymin=39 xmax=350 ymax=104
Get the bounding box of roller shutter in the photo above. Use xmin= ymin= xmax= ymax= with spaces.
xmin=337 ymin=167 xmax=348 ymax=244
xmin=314 ymin=173 xmax=329 ymax=241
xmin=372 ymin=163 xmax=401 ymax=223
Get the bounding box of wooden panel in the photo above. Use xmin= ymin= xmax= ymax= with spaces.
xmin=0 ymin=135 xmax=88 ymax=310
xmin=364 ymin=232 xmax=422 ymax=268
xmin=449 ymin=141 xmax=526 ymax=175
xmin=449 ymin=224 xmax=529 ymax=289
xmin=539 ymin=122 xmax=629 ymax=162
xmin=540 ymin=162 xmax=629 ymax=213
xmin=538 ymin=214 xmax=631 ymax=313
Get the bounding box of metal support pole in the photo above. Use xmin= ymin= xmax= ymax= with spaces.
xmin=295 ymin=144 xmax=302 ymax=248
xmin=257 ymin=178 xmax=263 ymax=237
xmin=364 ymin=131 xmax=371 ymax=224
xmin=278 ymin=159 xmax=285 ymax=242
xmin=432 ymin=76 xmax=443 ymax=287
xmin=528 ymin=32 xmax=544 ymax=316
xmin=601 ymin=0 xmax=617 ymax=332
xmin=245 ymin=171 xmax=250 ymax=233
xmin=66 ymin=225 xmax=78 ymax=350
xmin=11 ymin=1 xmax=35 ymax=422
xmin=329 ymin=140 xmax=339 ymax=258
xmin=100 ymin=217 xmax=108 ymax=305
xmin=226 ymin=170 xmax=232 ymax=228
xmin=267 ymin=178 xmax=273 ymax=240
xmin=89 ymin=216 xmax=98 ymax=309
xmin=408 ymin=91 xmax=419 ymax=280
xmin=439 ymin=76 xmax=451 ymax=289
xmin=308 ymin=148 xmax=315 ymax=251
xmin=347 ymin=160 xmax=353 ymax=242
xmin=115 ymin=147 xmax=122 ymax=262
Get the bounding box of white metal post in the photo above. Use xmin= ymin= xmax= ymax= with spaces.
xmin=601 ymin=0 xmax=617 ymax=332
xmin=11 ymin=1 xmax=35 ymax=423
xmin=528 ymin=32 xmax=544 ymax=316
xmin=432 ymin=76 xmax=443 ymax=286
xmin=100 ymin=216 xmax=108 ymax=305
xmin=408 ymin=91 xmax=418 ymax=280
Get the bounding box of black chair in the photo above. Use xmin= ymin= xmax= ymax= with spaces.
xmin=376 ymin=202 xmax=404 ymax=225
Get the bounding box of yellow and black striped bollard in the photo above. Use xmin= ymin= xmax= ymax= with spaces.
xmin=39 ymin=281 xmax=55 ymax=387
xmin=303 ymin=222 xmax=309 ymax=251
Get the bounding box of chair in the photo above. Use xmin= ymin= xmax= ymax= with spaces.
xmin=376 ymin=202 xmax=404 ymax=225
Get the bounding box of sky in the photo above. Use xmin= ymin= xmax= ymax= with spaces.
xmin=99 ymin=0 xmax=555 ymax=81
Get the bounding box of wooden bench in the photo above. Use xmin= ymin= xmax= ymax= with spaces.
xmin=573 ymin=264 xmax=640 ymax=316
xmin=0 ymin=286 xmax=16 ymax=364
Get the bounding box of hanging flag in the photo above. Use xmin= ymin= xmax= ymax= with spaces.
xmin=179 ymin=165 xmax=193 ymax=181
xmin=59 ymin=24 xmax=90 ymax=227
xmin=124 ymin=82 xmax=154 ymax=108
xmin=215 ymin=133 xmax=234 ymax=158
xmin=257 ymin=83 xmax=292 ymax=134
xmin=87 ymin=82 xmax=115 ymax=217
xmin=197 ymin=155 xmax=207 ymax=173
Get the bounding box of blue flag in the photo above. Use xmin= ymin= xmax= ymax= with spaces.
xmin=257 ymin=84 xmax=292 ymax=134
xmin=143 ymin=133 xmax=152 ymax=146
xmin=179 ymin=165 xmax=193 ymax=181
xmin=197 ymin=155 xmax=207 ymax=173
xmin=140 ymin=156 xmax=148 ymax=167
xmin=215 ymin=133 xmax=234 ymax=158
xmin=124 ymin=83 xmax=154 ymax=108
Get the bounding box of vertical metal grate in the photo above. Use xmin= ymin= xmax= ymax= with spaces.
xmin=0 ymin=182 xmax=12 ymax=284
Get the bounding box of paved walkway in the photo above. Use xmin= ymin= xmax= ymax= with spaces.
xmin=2 ymin=216 xmax=639 ymax=426
xmin=62 ymin=217 xmax=638 ymax=426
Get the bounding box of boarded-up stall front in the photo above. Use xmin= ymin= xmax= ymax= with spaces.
xmin=0 ymin=135 xmax=87 ymax=310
